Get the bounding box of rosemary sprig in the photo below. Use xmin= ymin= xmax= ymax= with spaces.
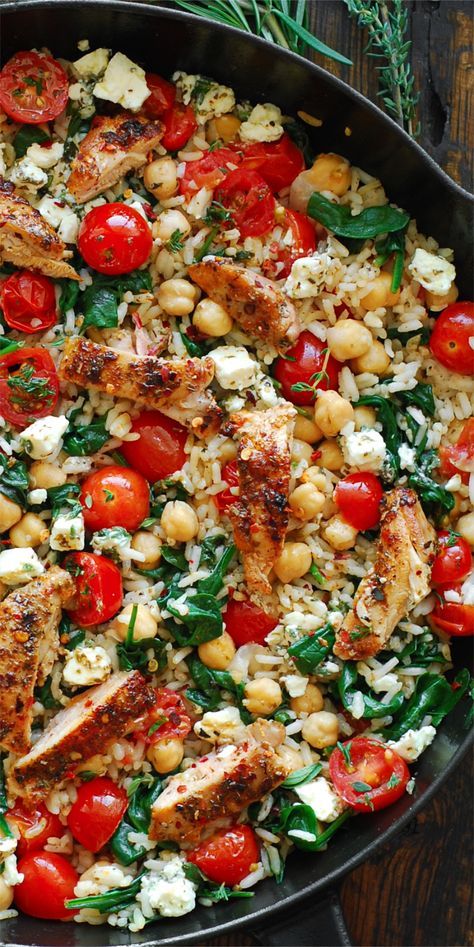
xmin=344 ymin=0 xmax=419 ymax=137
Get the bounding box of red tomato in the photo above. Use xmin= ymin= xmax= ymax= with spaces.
xmin=64 ymin=552 xmax=123 ymax=627
xmin=431 ymin=531 xmax=472 ymax=585
xmin=78 ymin=203 xmax=152 ymax=275
xmin=7 ymin=803 xmax=62 ymax=859
xmin=213 ymin=460 xmax=239 ymax=513
xmin=120 ymin=410 xmax=187 ymax=482
xmin=67 ymin=777 xmax=128 ymax=853
xmin=0 ymin=270 xmax=57 ymax=334
xmin=161 ymin=103 xmax=197 ymax=151
xmin=223 ymin=596 xmax=278 ymax=647
xmin=179 ymin=148 xmax=240 ymax=197
xmin=145 ymin=688 xmax=193 ymax=744
xmin=267 ymin=208 xmax=316 ymax=279
xmin=334 ymin=473 xmax=384 ymax=531
xmin=430 ymin=586 xmax=474 ymax=636
xmin=216 ymin=169 xmax=276 ymax=239
xmin=0 ymin=51 xmax=69 ymax=124
xmin=235 ymin=134 xmax=305 ymax=191
xmin=439 ymin=419 xmax=474 ymax=485
xmin=429 ymin=302 xmax=474 ymax=375
xmin=0 ymin=347 xmax=59 ymax=428
xmin=143 ymin=73 xmax=176 ymax=118
xmin=80 ymin=465 xmax=150 ymax=532
xmin=329 ymin=737 xmax=410 ymax=813
xmin=14 ymin=852 xmax=78 ymax=920
xmin=273 ymin=330 xmax=342 ymax=406
xmin=188 ymin=825 xmax=260 ymax=886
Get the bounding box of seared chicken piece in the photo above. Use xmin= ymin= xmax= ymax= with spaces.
xmin=59 ymin=336 xmax=222 ymax=437
xmin=10 ymin=671 xmax=155 ymax=803
xmin=149 ymin=735 xmax=290 ymax=847
xmin=223 ymin=405 xmax=296 ymax=599
xmin=0 ymin=567 xmax=75 ymax=756
xmin=0 ymin=179 xmax=79 ymax=280
xmin=334 ymin=487 xmax=436 ymax=660
xmin=189 ymin=260 xmax=301 ymax=353
xmin=67 ymin=112 xmax=163 ymax=203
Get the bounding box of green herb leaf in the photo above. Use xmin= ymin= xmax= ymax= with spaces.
xmin=13 ymin=125 xmax=50 ymax=159
xmin=110 ymin=819 xmax=148 ymax=866
xmin=167 ymin=592 xmax=223 ymax=646
xmin=48 ymin=483 xmax=82 ymax=520
xmin=288 ymin=624 xmax=335 ymax=674
xmin=338 ymin=662 xmax=405 ymax=719
xmin=351 ymin=780 xmax=372 ymax=793
xmin=279 ymin=803 xmax=350 ymax=851
xmin=81 ymin=270 xmax=152 ymax=331
xmin=128 ymin=775 xmax=163 ymax=833
xmin=282 ymin=763 xmax=322 ymax=788
xmin=66 ymin=871 xmax=145 ymax=913
xmin=383 ymin=669 xmax=471 ymax=741
xmin=0 ymin=455 xmax=28 ymax=507
xmin=63 ymin=415 xmax=110 ymax=456
xmin=58 ymin=278 xmax=80 ymax=315
xmin=308 ymin=193 xmax=409 ymax=240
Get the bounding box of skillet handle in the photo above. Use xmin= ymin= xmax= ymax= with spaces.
xmin=251 ymin=888 xmax=352 ymax=947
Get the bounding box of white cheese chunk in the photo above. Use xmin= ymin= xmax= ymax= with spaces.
xmin=27 ymin=488 xmax=47 ymax=505
xmin=93 ymin=52 xmax=149 ymax=111
xmin=284 ymin=253 xmax=341 ymax=299
xmin=209 ymin=345 xmax=257 ymax=390
xmin=36 ymin=195 xmax=80 ymax=244
xmin=387 ymin=725 xmax=436 ymax=762
xmin=63 ymin=645 xmax=112 ymax=687
xmin=91 ymin=526 xmax=134 ymax=561
xmin=398 ymin=443 xmax=417 ymax=472
xmin=342 ymin=429 xmax=387 ymax=472
xmin=295 ymin=777 xmax=345 ymax=823
xmin=19 ymin=415 xmax=69 ymax=460
xmin=10 ymin=157 xmax=48 ymax=189
xmin=137 ymin=856 xmax=196 ymax=919
xmin=73 ymin=47 xmax=110 ymax=78
xmin=173 ymin=72 xmax=235 ymax=121
xmin=26 ymin=141 xmax=64 ymax=170
xmin=0 ymin=547 xmax=44 ymax=586
xmin=194 ymin=707 xmax=246 ymax=744
xmin=239 ymin=103 xmax=283 ymax=143
xmin=281 ymin=674 xmax=309 ymax=698
xmin=50 ymin=512 xmax=85 ymax=551
xmin=408 ymin=248 xmax=456 ymax=295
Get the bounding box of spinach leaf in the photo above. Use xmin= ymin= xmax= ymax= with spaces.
xmin=408 ymin=451 xmax=454 ymax=517
xmin=128 ymin=775 xmax=163 ymax=834
xmin=387 ymin=325 xmax=430 ymax=345
xmin=35 ymin=676 xmax=62 ymax=710
xmin=357 ymin=394 xmax=401 ymax=476
xmin=13 ymin=125 xmax=50 ymax=158
xmin=81 ymin=270 xmax=152 ymax=331
xmin=47 ymin=482 xmax=82 ymax=519
xmin=308 ymin=193 xmax=409 ymax=240
xmin=167 ymin=592 xmax=222 ymax=646
xmin=58 ymin=279 xmax=80 ymax=315
xmin=384 ymin=630 xmax=448 ymax=668
xmin=196 ymin=544 xmax=235 ymax=596
xmin=338 ymin=662 xmax=405 ymax=719
xmin=117 ymin=636 xmax=166 ymax=673
xmin=179 ymin=329 xmax=208 ymax=357
xmin=64 ymin=629 xmax=86 ymax=651
xmin=199 ymin=534 xmax=227 ymax=567
xmin=185 ymin=653 xmax=250 ymax=721
xmin=161 ymin=545 xmax=188 ymax=571
xmin=383 ymin=669 xmax=471 ymax=741
xmin=0 ymin=455 xmax=28 ymax=507
xmin=63 ymin=109 xmax=92 ymax=161
xmin=281 ymin=763 xmax=322 ymax=788
xmin=183 ymin=863 xmax=254 ymax=901
xmin=66 ymin=872 xmax=145 ymax=913
xmin=374 ymin=225 xmax=408 ymax=292
xmin=288 ymin=624 xmax=335 ymax=674
xmin=279 ymin=804 xmax=350 ymax=852
xmin=398 ymin=383 xmax=435 ymax=417
xmin=111 ymin=819 xmax=148 ymax=866
xmin=63 ymin=415 xmax=110 ymax=456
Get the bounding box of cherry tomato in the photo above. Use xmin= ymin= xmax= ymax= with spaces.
xmin=120 ymin=410 xmax=187 ymax=482
xmin=179 ymin=148 xmax=240 ymax=197
xmin=273 ymin=330 xmax=342 ymax=406
xmin=431 ymin=531 xmax=472 ymax=585
xmin=0 ymin=51 xmax=69 ymax=124
xmin=216 ymin=169 xmax=276 ymax=239
xmin=78 ymin=203 xmax=152 ymax=275
xmin=430 ymin=585 xmax=474 ymax=636
xmin=0 ymin=347 xmax=59 ymax=428
xmin=429 ymin=302 xmax=474 ymax=375
xmin=6 ymin=803 xmax=63 ymax=859
xmin=64 ymin=552 xmax=123 ymax=627
xmin=0 ymin=270 xmax=57 ymax=334
xmin=14 ymin=852 xmax=78 ymax=920
xmin=223 ymin=596 xmax=278 ymax=647
xmin=334 ymin=473 xmax=384 ymax=531
xmin=439 ymin=419 xmax=474 ymax=485
xmin=213 ymin=460 xmax=239 ymax=513
xmin=161 ymin=103 xmax=197 ymax=151
xmin=235 ymin=133 xmax=305 ymax=191
xmin=143 ymin=73 xmax=176 ymax=118
xmin=268 ymin=208 xmax=317 ymax=279
xmin=329 ymin=737 xmax=410 ymax=813
xmin=145 ymin=688 xmax=193 ymax=744
xmin=187 ymin=824 xmax=260 ymax=886
xmin=80 ymin=465 xmax=150 ymax=532
xmin=67 ymin=777 xmax=128 ymax=853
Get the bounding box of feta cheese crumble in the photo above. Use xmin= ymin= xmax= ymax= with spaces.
xmin=209 ymin=345 xmax=257 ymax=390
xmin=285 ymin=253 xmax=341 ymax=299
xmin=408 ymin=248 xmax=456 ymax=296
xmin=194 ymin=707 xmax=245 ymax=744
xmin=63 ymin=645 xmax=112 ymax=687
xmin=93 ymin=52 xmax=149 ymax=111
xmin=74 ymin=47 xmax=110 ymax=78
xmin=36 ymin=196 xmax=80 ymax=244
xmin=26 ymin=141 xmax=64 ymax=170
xmin=137 ymin=855 xmax=196 ymax=919
xmin=342 ymin=429 xmax=387 ymax=472
xmin=173 ymin=72 xmax=235 ymax=121
xmin=387 ymin=725 xmax=436 ymax=762
xmin=239 ymin=103 xmax=283 ymax=143
xmin=19 ymin=415 xmax=69 ymax=460
xmin=0 ymin=548 xmax=44 ymax=586
xmin=10 ymin=157 xmax=48 ymax=189
xmin=50 ymin=512 xmax=85 ymax=551
xmin=295 ymin=777 xmax=345 ymax=823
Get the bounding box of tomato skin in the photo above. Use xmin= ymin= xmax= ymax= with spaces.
xmin=120 ymin=410 xmax=187 ymax=483
xmin=143 ymin=73 xmax=176 ymax=118
xmin=429 ymin=302 xmax=474 ymax=375
xmin=223 ymin=596 xmax=278 ymax=647
xmin=334 ymin=473 xmax=383 ymax=531
xmin=264 ymin=209 xmax=316 ymax=280
xmin=188 ymin=825 xmax=260 ymax=886
xmin=0 ymin=270 xmax=57 ymax=334
xmin=438 ymin=419 xmax=474 ymax=485
xmin=14 ymin=852 xmax=79 ymax=920
xmin=273 ymin=330 xmax=342 ymax=405
xmin=179 ymin=148 xmax=240 ymax=197
xmin=329 ymin=737 xmax=410 ymax=813
xmin=64 ymin=552 xmax=123 ymax=628
xmin=80 ymin=465 xmax=150 ymax=532
xmin=67 ymin=777 xmax=128 ymax=854
xmin=236 ymin=134 xmax=305 ymax=191
xmin=7 ymin=803 xmax=63 ymax=859
xmin=0 ymin=347 xmax=59 ymax=428
xmin=0 ymin=51 xmax=69 ymax=124
xmin=213 ymin=460 xmax=239 ymax=513
xmin=145 ymin=688 xmax=193 ymax=744
xmin=431 ymin=531 xmax=472 ymax=585
xmin=161 ymin=103 xmax=197 ymax=151
xmin=216 ymin=169 xmax=276 ymax=239
xmin=430 ymin=586 xmax=474 ymax=636
xmin=78 ymin=203 xmax=152 ymax=275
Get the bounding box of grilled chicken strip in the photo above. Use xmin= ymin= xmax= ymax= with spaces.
xmin=189 ymin=260 xmax=301 ymax=353
xmin=10 ymin=671 xmax=155 ymax=804
xmin=149 ymin=734 xmax=290 ymax=847
xmin=0 ymin=179 xmax=79 ymax=280
xmin=0 ymin=567 xmax=75 ymax=756
xmin=223 ymin=405 xmax=296 ymax=599
xmin=59 ymin=336 xmax=222 ymax=437
xmin=67 ymin=112 xmax=163 ymax=203
xmin=334 ymin=487 xmax=436 ymax=660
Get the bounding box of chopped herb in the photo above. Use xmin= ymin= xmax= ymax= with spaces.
xmin=351 ymin=780 xmax=372 ymax=793
xmin=337 ymin=741 xmax=352 ymax=768
xmin=166 ymin=229 xmax=186 ymax=253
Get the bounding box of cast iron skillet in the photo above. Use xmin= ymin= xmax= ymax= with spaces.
xmin=1 ymin=3 xmax=473 ymax=945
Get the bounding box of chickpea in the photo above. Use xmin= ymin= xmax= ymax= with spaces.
xmin=147 ymin=737 xmax=184 ymax=774
xmin=207 ymin=114 xmax=242 ymax=143
xmin=143 ymin=156 xmax=178 ymax=200
xmin=131 ymin=531 xmax=162 ymax=569
xmin=244 ymin=678 xmax=282 ymax=716
xmin=353 ymin=405 xmax=377 ymax=430
xmin=218 ymin=438 xmax=238 ymax=464
xmin=157 ymin=278 xmax=196 ymax=317
xmin=154 ymin=209 xmax=191 ymax=243
xmin=161 ymin=500 xmax=199 ymax=542
xmin=0 ymin=493 xmax=22 ymax=534
xmin=291 ymin=683 xmax=324 ymax=715
xmin=9 ymin=513 xmax=49 ymax=548
xmin=350 ymin=340 xmax=391 ymax=376
xmin=292 ymin=438 xmax=313 ymax=465
xmin=198 ymin=630 xmax=236 ymax=670
xmin=302 ymin=711 xmax=339 ymax=749
xmin=193 ymin=298 xmax=233 ymax=337
xmin=294 ymin=414 xmax=323 ymax=444
xmin=274 ymin=542 xmax=312 ymax=584
xmin=314 ymin=390 xmax=354 ymax=438
xmin=76 ymin=754 xmax=107 ymax=777
xmin=425 ymin=283 xmax=458 ymax=312
xmin=323 ymin=514 xmax=358 ymax=551
xmin=360 ymin=271 xmax=400 ymax=310
xmin=110 ymin=603 xmax=158 ymax=642
xmin=308 ymin=153 xmax=351 ymax=197
xmin=456 ymin=512 xmax=474 ymax=547
xmin=302 ymin=466 xmax=327 ymax=491
xmin=0 ymin=877 xmax=14 ymax=911
xmin=29 ymin=460 xmax=67 ymax=490
xmin=327 ymin=321 xmax=372 ymax=361
xmin=289 ymin=483 xmax=325 ymax=520
xmin=315 ymin=439 xmax=344 ymax=471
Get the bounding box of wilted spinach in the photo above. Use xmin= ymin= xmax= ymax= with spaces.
xmin=308 ymin=192 xmax=409 ymax=240
xmin=63 ymin=415 xmax=110 ymax=456
xmin=338 ymin=662 xmax=405 ymax=719
xmin=0 ymin=455 xmax=28 ymax=507
xmin=383 ymin=669 xmax=471 ymax=741
xmin=288 ymin=624 xmax=335 ymax=674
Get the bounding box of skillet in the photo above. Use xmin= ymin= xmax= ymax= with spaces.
xmin=0 ymin=3 xmax=473 ymax=944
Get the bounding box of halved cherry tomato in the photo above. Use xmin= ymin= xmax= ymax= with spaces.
xmin=144 ymin=688 xmax=193 ymax=744
xmin=0 ymin=347 xmax=59 ymax=428
xmin=430 ymin=585 xmax=474 ymax=636
xmin=179 ymin=147 xmax=240 ymax=197
xmin=78 ymin=203 xmax=153 ymax=275
xmin=80 ymin=465 xmax=150 ymax=532
xmin=273 ymin=330 xmax=342 ymax=406
xmin=120 ymin=410 xmax=187 ymax=483
xmin=438 ymin=419 xmax=474 ymax=485
xmin=216 ymin=169 xmax=276 ymax=239
xmin=67 ymin=777 xmax=128 ymax=853
xmin=213 ymin=460 xmax=239 ymax=513
xmin=0 ymin=51 xmax=69 ymax=124
xmin=223 ymin=596 xmax=278 ymax=647
xmin=14 ymin=852 xmax=78 ymax=920
xmin=143 ymin=72 xmax=176 ymax=119
xmin=329 ymin=737 xmax=410 ymax=813
xmin=234 ymin=134 xmax=305 ymax=192
xmin=6 ymin=803 xmax=63 ymax=859
xmin=334 ymin=473 xmax=384 ymax=532
xmin=431 ymin=531 xmax=472 ymax=585
xmin=187 ymin=824 xmax=260 ymax=886
xmin=262 ymin=208 xmax=316 ymax=280
xmin=64 ymin=552 xmax=123 ymax=627
xmin=429 ymin=302 xmax=474 ymax=375
xmin=0 ymin=270 xmax=57 ymax=334
xmin=161 ymin=102 xmax=197 ymax=151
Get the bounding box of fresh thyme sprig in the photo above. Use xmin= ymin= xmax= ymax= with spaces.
xmin=344 ymin=0 xmax=419 ymax=137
